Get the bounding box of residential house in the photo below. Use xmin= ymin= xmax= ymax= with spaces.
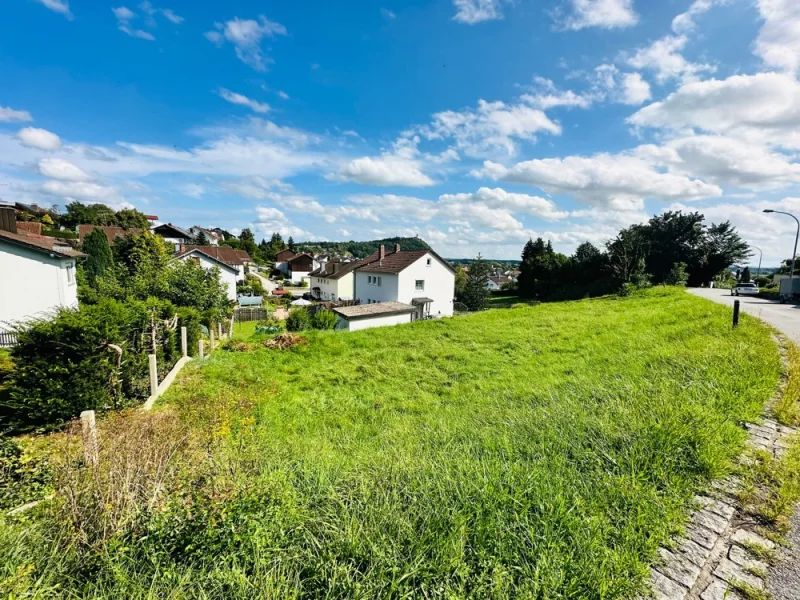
xmin=179 ymin=245 xmax=251 ymax=278
xmin=487 ymin=276 xmax=512 ymax=291
xmin=0 ymin=208 xmax=84 ymax=332
xmin=173 ymin=247 xmax=238 ymax=303
xmin=333 ymin=301 xmax=416 ymax=331
xmin=78 ymin=224 xmax=142 ymax=246
xmin=152 ymin=223 xmax=194 ymax=247
xmin=287 ymin=252 xmax=314 ymax=284
xmin=353 ymin=244 xmax=455 ymax=321
xmin=275 ymin=248 xmax=296 ymax=275
xmin=188 ymin=226 xmax=221 ymax=246
xmin=308 ymin=259 xmax=361 ymax=301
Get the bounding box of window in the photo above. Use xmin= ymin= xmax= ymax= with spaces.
xmin=368 ymin=275 xmax=373 ymax=284
xmin=415 ymin=280 xmax=424 ymax=291
xmin=426 ymin=258 xmax=431 ymax=266
xmin=377 ymin=276 xmax=382 ymax=286
xmin=66 ymin=264 xmax=75 ymax=285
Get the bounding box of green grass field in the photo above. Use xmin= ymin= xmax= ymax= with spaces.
xmin=0 ymin=288 xmax=782 ymax=599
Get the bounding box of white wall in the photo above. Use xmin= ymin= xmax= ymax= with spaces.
xmin=354 ymin=271 xmax=400 ymax=305
xmin=276 ymin=261 xmax=290 ymax=276
xmin=487 ymin=280 xmax=501 ymax=291
xmin=0 ymin=243 xmax=77 ymax=331
xmin=176 ymin=252 xmax=238 ymax=303
xmin=337 ymin=312 xmax=412 ymax=331
xmin=397 ymin=254 xmax=455 ymax=317
xmin=289 ymin=270 xmax=311 ymax=285
xmin=311 ymin=272 xmax=355 ymax=301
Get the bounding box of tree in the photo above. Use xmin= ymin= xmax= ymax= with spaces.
xmin=195 ymin=230 xmax=210 ymax=246
xmin=606 ymin=225 xmax=650 ymax=285
xmin=287 ymin=236 xmax=296 ymax=252
xmin=643 ymin=211 xmax=705 ymax=284
xmin=41 ymin=214 xmax=54 ymax=227
xmin=61 ymin=201 xmax=117 ymax=228
xmin=694 ymin=221 xmax=751 ymax=285
xmin=83 ymin=228 xmax=114 ymax=287
xmin=454 ymin=265 xmax=468 ymax=300
xmin=664 ymin=262 xmax=689 ymax=286
xmin=740 ymin=266 xmax=752 ymax=283
xmin=115 ymin=208 xmax=150 ymax=230
xmin=518 ymin=238 xmax=569 ymax=299
xmin=462 ymin=255 xmax=490 ymax=311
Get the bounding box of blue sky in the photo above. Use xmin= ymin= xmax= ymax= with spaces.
xmin=1 ymin=0 xmax=799 ymax=262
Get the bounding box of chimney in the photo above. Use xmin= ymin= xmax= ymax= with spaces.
xmin=378 ymin=244 xmax=385 ymax=260
xmin=0 ymin=207 xmax=17 ymax=234
xmin=394 ymin=243 xmax=401 ymax=253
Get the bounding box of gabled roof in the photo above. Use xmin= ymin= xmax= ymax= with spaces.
xmin=0 ymin=228 xmax=84 ymax=259
xmin=275 ymin=248 xmax=296 ymax=261
xmin=309 ymin=259 xmax=363 ymax=280
xmin=356 ymin=248 xmax=456 ymax=275
xmin=333 ymin=301 xmax=415 ymax=320
xmin=173 ymin=247 xmax=238 ymax=272
xmin=287 ymin=252 xmax=312 ymax=264
xmin=78 ymin=224 xmax=142 ymax=245
xmin=234 ymin=249 xmax=252 ymax=262
xmin=179 ymin=245 xmax=247 ymax=267
xmin=152 ymin=223 xmax=193 ymax=239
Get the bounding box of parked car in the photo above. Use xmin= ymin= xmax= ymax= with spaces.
xmin=731 ymin=282 xmax=758 ymax=296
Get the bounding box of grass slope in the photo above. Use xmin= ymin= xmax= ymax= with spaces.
xmin=0 ymin=289 xmax=781 ymax=599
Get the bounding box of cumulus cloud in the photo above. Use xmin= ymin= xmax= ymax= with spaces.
xmin=558 ymin=0 xmax=638 ymax=31
xmin=628 ymin=72 xmax=800 ymax=149
xmin=626 ymin=35 xmax=714 ymax=83
xmin=333 ymin=155 xmax=435 ymax=187
xmin=38 ymin=158 xmax=91 ymax=181
xmin=671 ymin=0 xmax=718 ymax=35
xmin=35 ymin=0 xmax=72 ymax=19
xmin=754 ymin=0 xmax=800 ymax=75
xmin=113 ymin=6 xmax=156 ymax=40
xmin=619 ymin=72 xmax=652 ymax=104
xmin=0 ymin=106 xmax=33 ymax=123
xmin=205 ymin=16 xmax=287 ymax=71
xmin=217 ymin=88 xmax=270 ymax=113
xmin=452 ymin=0 xmax=504 ymax=24
xmin=477 ymin=153 xmax=722 ymax=210
xmin=16 ymin=127 xmax=61 ymax=151
xmin=521 ymin=77 xmax=596 ymax=110
xmin=253 ymin=206 xmax=312 ymax=238
xmin=40 ymin=180 xmax=121 ymax=203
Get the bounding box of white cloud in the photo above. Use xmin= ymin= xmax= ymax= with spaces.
xmin=35 ymin=0 xmax=72 ymax=19
xmin=277 ymin=90 xmax=290 ymax=100
xmin=40 ymin=180 xmax=122 ymax=203
xmin=452 ymin=0 xmax=503 ymax=24
xmin=381 ymin=8 xmax=396 ymax=20
xmin=478 ymin=152 xmax=722 ymax=210
xmin=217 ymin=88 xmax=270 ymax=113
xmin=628 ymin=72 xmax=800 ymax=149
xmin=180 ymin=183 xmax=205 ymax=198
xmin=558 ymin=0 xmax=638 ymax=31
xmin=586 ymin=65 xmax=651 ymax=105
xmin=161 ymin=8 xmax=183 ymax=24
xmin=205 ymin=16 xmax=287 ymax=71
xmin=619 ymin=72 xmax=651 ymax=105
xmin=253 ymin=206 xmax=312 ymax=239
xmin=671 ymin=0 xmax=718 ymax=35
xmin=440 ymin=187 xmax=569 ymax=221
xmin=626 ymin=35 xmax=714 ymax=83
xmin=38 ymin=158 xmax=91 ymax=181
xmin=113 ymin=6 xmax=156 ymax=40
xmin=0 ymin=106 xmax=33 ymax=123
xmin=333 ymin=155 xmax=435 ymax=187
xmin=754 ymin=0 xmax=800 ymax=75
xmin=16 ymin=127 xmax=61 ymax=151
xmin=521 ymin=77 xmax=596 ymax=110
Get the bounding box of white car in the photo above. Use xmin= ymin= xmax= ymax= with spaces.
xmin=731 ymin=282 xmax=759 ymax=296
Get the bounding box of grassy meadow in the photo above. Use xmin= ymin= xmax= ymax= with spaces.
xmin=0 ymin=288 xmax=783 ymax=599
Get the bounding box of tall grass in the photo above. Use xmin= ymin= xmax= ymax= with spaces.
xmin=0 ymin=288 xmax=781 ymax=599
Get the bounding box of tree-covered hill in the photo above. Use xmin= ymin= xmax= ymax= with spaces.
xmin=298 ymin=236 xmax=431 ymax=258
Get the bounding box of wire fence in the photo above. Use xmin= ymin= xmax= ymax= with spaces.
xmin=234 ymin=307 xmax=269 ymax=323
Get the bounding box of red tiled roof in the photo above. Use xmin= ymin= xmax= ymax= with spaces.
xmin=275 ymin=249 xmax=296 ymax=261
xmin=0 ymin=228 xmax=84 ymax=258
xmin=180 ymin=245 xmax=247 ymax=267
xmin=234 ymin=249 xmax=252 ymax=262
xmin=356 ymin=248 xmax=458 ymax=274
xmin=78 ymin=225 xmax=142 ymax=245
xmin=309 ymin=259 xmax=363 ymax=280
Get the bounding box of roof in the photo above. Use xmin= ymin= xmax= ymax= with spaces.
xmin=309 ymin=259 xmax=362 ymax=280
xmin=179 ymin=245 xmax=247 ymax=267
xmin=488 ymin=276 xmax=511 ymax=285
xmin=173 ymin=247 xmax=238 ymax=272
xmin=152 ymin=223 xmax=193 ymax=239
xmin=15 ymin=222 xmax=43 ymax=235
xmin=333 ymin=301 xmax=416 ymax=320
xmin=78 ymin=224 xmax=142 ymax=245
xmin=0 ymin=228 xmax=84 ymax=259
xmin=276 ymin=249 xmax=296 ymax=260
xmin=287 ymin=252 xmax=312 ymax=263
xmin=356 ymin=248 xmax=456 ymax=275
xmin=234 ymin=249 xmax=252 ymax=262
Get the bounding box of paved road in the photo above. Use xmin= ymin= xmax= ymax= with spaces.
xmin=250 ymin=270 xmax=279 ymax=294
xmin=688 ymin=288 xmax=800 ymax=344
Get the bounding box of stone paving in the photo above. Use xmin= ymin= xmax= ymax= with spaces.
xmin=647 ymin=418 xmax=797 ymax=600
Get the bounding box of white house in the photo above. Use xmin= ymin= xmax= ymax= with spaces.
xmin=308 ymin=259 xmax=361 ymax=301
xmin=487 ymin=276 xmax=512 ymax=291
xmin=275 ymin=248 xmax=296 ymax=276
xmin=152 ymin=223 xmax=194 ymax=247
xmin=353 ymin=244 xmax=455 ymax=320
xmin=188 ymin=226 xmax=221 ymax=246
xmin=332 ymin=301 xmax=416 ymax=331
xmin=174 ymin=247 xmax=239 ymax=303
xmin=287 ymin=253 xmax=314 ymax=285
xmin=179 ymin=245 xmax=250 ymax=279
xmin=0 ymin=216 xmax=83 ymax=332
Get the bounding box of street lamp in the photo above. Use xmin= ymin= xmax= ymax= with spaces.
xmin=763 ymin=209 xmax=800 ymax=285
xmin=751 ymin=245 xmax=763 ymax=278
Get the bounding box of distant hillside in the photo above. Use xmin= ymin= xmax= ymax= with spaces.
xmin=298 ymin=236 xmax=431 ymax=259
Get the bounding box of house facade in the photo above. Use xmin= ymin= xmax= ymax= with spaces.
xmin=188 ymin=226 xmax=221 ymax=246
xmin=173 ymin=247 xmax=238 ymax=303
xmin=353 ymin=244 xmax=455 ymax=320
xmin=308 ymin=259 xmax=360 ymax=301
xmin=179 ymin=245 xmax=250 ymax=278
xmin=152 ymin=223 xmax=194 ymax=247
xmin=0 ymin=213 xmax=83 ymax=332
xmin=275 ymin=248 xmax=296 ymax=275
xmin=287 ymin=253 xmax=314 ymax=284
xmin=333 ymin=301 xmax=416 ymax=331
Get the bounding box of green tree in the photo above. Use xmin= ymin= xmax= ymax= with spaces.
xmin=454 ymin=265 xmax=468 ymax=300
xmin=518 ymin=238 xmax=569 ymax=299
xmin=82 ymin=227 xmax=114 ymax=287
xmin=287 ymin=236 xmax=296 ymax=252
xmin=740 ymin=266 xmax=752 ymax=283
xmin=114 ymin=208 xmax=150 ymax=230
xmin=195 ymin=230 xmax=210 ymax=246
xmin=664 ymin=262 xmax=689 ymax=286
xmin=694 ymin=221 xmax=751 ymax=285
xmin=61 ymin=201 xmax=117 ymax=228
xmin=606 ymin=226 xmax=650 ymax=285
xmin=462 ymin=255 xmax=490 ymax=311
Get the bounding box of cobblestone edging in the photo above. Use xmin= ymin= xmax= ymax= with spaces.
xmin=648 ymin=418 xmax=798 ymax=600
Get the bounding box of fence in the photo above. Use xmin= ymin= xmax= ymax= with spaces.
xmin=0 ymin=332 xmax=18 ymax=348
xmin=234 ymin=306 xmax=268 ymax=322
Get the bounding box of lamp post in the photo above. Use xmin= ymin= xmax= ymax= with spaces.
xmin=752 ymin=245 xmax=763 ymax=278
xmin=763 ymin=209 xmax=800 ymax=286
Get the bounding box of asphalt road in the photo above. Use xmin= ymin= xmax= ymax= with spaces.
xmin=688 ymin=288 xmax=800 ymax=344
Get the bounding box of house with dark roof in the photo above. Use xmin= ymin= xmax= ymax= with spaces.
xmin=275 ymin=248 xmax=296 ymax=275
xmin=188 ymin=226 xmax=221 ymax=246
xmin=0 ymin=207 xmax=84 ymax=333
xmin=352 ymin=244 xmax=456 ymax=322
xmin=177 ymin=245 xmax=251 ymax=278
xmin=286 ymin=252 xmax=314 ymax=284
xmin=173 ymin=247 xmax=239 ymax=303
xmin=308 ymin=258 xmax=362 ymax=301
xmin=152 ymin=223 xmax=194 ymax=246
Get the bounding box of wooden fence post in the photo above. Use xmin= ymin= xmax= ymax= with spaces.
xmin=210 ymin=328 xmax=215 ymax=351
xmin=218 ymin=322 xmax=223 ymax=340
xmin=229 ymin=315 xmax=235 ymax=339
xmin=180 ymin=326 xmax=188 ymax=357
xmin=80 ymin=410 xmax=98 ymax=468
xmin=199 ymin=339 xmax=205 ymax=359
xmin=149 ymin=354 xmax=158 ymax=397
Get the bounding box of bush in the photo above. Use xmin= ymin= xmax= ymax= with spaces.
xmin=312 ymin=309 xmax=337 ymax=330
xmin=617 ymin=282 xmax=637 ymax=297
xmin=286 ymin=308 xmax=312 ymax=332
xmin=664 ymin=262 xmax=688 ymax=286
xmin=299 ymin=280 xmax=309 ymax=288
xmin=176 ymin=307 xmax=201 ymax=357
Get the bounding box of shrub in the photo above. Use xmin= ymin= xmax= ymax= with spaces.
xmin=664 ymin=262 xmax=689 ymax=287
xmin=312 ymin=309 xmax=337 ymax=330
xmin=617 ymin=282 xmax=636 ymax=297
xmin=299 ymin=280 xmax=309 ymax=288
xmin=286 ymin=308 xmax=312 ymax=332
xmin=176 ymin=307 xmax=201 ymax=357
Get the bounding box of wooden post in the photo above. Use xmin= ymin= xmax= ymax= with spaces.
xmin=149 ymin=354 xmax=158 ymax=397
xmin=80 ymin=410 xmax=98 ymax=468
xmin=199 ymin=339 xmax=205 ymax=359
xmin=217 ymin=322 xmax=223 ymax=340
xmin=229 ymin=315 xmax=235 ymax=339
xmin=733 ymin=300 xmax=740 ymax=328
xmin=210 ymin=328 xmax=215 ymax=351
xmin=180 ymin=326 xmax=188 ymax=357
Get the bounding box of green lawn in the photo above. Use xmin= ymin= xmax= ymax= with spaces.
xmin=486 ymin=294 xmax=521 ymax=307
xmin=0 ymin=289 xmax=781 ymax=599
